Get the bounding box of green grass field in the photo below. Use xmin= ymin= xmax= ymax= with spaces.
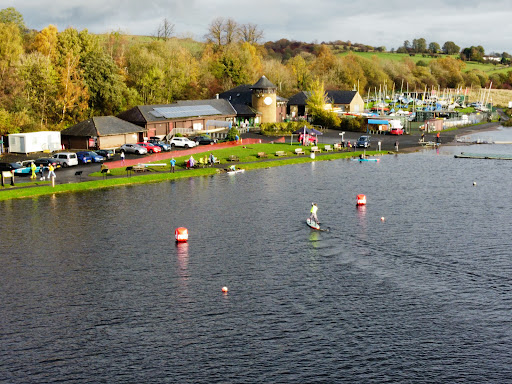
xmin=337 ymin=51 xmax=512 ymax=75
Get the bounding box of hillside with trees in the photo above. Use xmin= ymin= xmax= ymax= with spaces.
xmin=1 ymin=7 xmax=512 ymax=135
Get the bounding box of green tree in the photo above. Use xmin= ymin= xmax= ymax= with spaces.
xmin=428 ymin=42 xmax=440 ymax=54
xmin=442 ymin=41 xmax=460 ymax=55
xmin=306 ymin=78 xmax=340 ymax=128
xmin=412 ymin=38 xmax=427 ymax=53
xmin=0 ymin=22 xmax=23 ymax=80
xmin=18 ymin=52 xmax=58 ymax=127
xmin=0 ymin=7 xmax=25 ymax=31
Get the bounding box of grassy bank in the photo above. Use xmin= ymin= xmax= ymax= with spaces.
xmin=0 ymin=147 xmax=378 ymax=201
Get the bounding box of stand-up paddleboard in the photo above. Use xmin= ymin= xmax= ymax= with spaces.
xmin=306 ymin=218 xmax=321 ymax=230
xmin=227 ymin=169 xmax=245 ymax=175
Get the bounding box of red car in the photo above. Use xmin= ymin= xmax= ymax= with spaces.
xmin=390 ymin=128 xmax=404 ymax=135
xmin=136 ymin=142 xmax=162 ymax=153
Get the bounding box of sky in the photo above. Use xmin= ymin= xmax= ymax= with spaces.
xmin=4 ymin=0 xmax=512 ymax=54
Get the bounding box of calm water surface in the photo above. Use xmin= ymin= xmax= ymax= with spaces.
xmin=1 ymin=131 xmax=512 ymax=383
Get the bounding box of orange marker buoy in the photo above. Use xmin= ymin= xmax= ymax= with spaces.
xmin=175 ymin=227 xmax=188 ymax=242
xmin=222 ymin=286 xmax=228 ymax=293
xmin=356 ymin=194 xmax=367 ymax=206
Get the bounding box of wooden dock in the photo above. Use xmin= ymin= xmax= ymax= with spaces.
xmin=454 ymin=152 xmax=512 ymax=160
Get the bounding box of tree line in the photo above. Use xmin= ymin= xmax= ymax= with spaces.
xmin=1 ymin=7 xmax=512 ymax=135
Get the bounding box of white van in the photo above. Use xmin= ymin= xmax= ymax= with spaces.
xmin=52 ymin=152 xmax=78 ymax=167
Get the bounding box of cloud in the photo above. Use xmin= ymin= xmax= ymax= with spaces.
xmin=4 ymin=0 xmax=512 ymax=52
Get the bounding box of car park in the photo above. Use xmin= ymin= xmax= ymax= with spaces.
xmin=52 ymin=152 xmax=78 ymax=167
xmin=77 ymin=151 xmax=105 ymax=163
xmin=356 ymin=135 xmax=371 ymax=148
xmin=94 ymin=149 xmax=115 ymax=160
xmin=169 ymin=137 xmax=197 ymax=148
xmin=136 ymin=142 xmax=162 ymax=154
xmin=193 ymin=135 xmax=217 ymax=145
xmin=119 ymin=143 xmax=148 ymax=155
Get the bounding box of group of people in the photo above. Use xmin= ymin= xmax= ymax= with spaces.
xmin=30 ymin=162 xmax=56 ymax=180
xmin=170 ymin=153 xmax=217 ymax=172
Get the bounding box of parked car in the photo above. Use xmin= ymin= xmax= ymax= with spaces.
xmin=76 ymin=151 xmax=93 ymax=164
xmin=147 ymin=139 xmax=171 ymax=151
xmin=77 ymin=151 xmax=105 ymax=163
xmin=136 ymin=142 xmax=162 ymax=154
xmin=94 ymin=149 xmax=115 ymax=160
xmin=0 ymin=162 xmax=31 ymax=175
xmin=119 ymin=144 xmax=148 ymax=155
xmin=356 ymin=135 xmax=371 ymax=148
xmin=169 ymin=137 xmax=198 ymax=148
xmin=389 ymin=128 xmax=404 ymax=135
xmin=34 ymin=158 xmax=61 ymax=169
xmin=193 ymin=135 xmax=217 ymax=145
xmin=52 ymin=152 xmax=78 ymax=167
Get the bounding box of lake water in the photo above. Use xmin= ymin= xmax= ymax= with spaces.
xmin=1 ymin=129 xmax=512 ymax=383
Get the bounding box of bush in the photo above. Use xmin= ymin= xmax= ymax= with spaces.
xmin=260 ymin=121 xmax=314 ymax=136
xmin=338 ymin=116 xmax=367 ymax=132
xmin=226 ymin=126 xmax=240 ymax=141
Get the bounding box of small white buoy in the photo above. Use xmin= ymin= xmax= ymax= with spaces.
xmin=473 ymin=181 xmax=477 ymax=186
xmin=222 ymin=286 xmax=228 ymax=293
xmin=381 ymin=217 xmax=385 ymax=222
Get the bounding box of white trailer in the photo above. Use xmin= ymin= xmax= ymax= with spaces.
xmin=8 ymin=131 xmax=62 ymax=154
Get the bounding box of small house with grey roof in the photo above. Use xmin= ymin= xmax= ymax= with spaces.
xmin=60 ymin=116 xmax=144 ymax=150
xmin=287 ymin=90 xmax=365 ymax=118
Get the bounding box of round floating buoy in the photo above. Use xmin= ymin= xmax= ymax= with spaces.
xmin=222 ymin=286 xmax=228 ymax=293
xmin=357 ymin=194 xmax=367 ymax=206
xmin=473 ymin=181 xmax=477 ymax=186
xmin=381 ymin=217 xmax=385 ymax=222
xmin=175 ymin=227 xmax=188 ymax=242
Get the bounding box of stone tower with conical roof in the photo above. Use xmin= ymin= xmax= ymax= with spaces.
xmin=251 ymin=75 xmax=277 ymax=123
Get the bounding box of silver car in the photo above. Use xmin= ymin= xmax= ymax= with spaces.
xmin=119 ymin=144 xmax=148 ymax=155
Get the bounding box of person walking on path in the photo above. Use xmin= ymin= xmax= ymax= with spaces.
xmin=39 ymin=165 xmax=45 ymax=180
xmin=395 ymin=140 xmax=399 ymax=151
xmin=47 ymin=163 xmax=56 ymax=179
xmin=436 ymin=132 xmax=440 ymax=145
xmin=120 ymin=151 xmax=125 ymax=164
xmin=170 ymin=157 xmax=176 ymax=173
xmin=30 ymin=162 xmax=37 ymax=179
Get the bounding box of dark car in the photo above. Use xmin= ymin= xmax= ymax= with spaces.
xmin=34 ymin=158 xmax=61 ymax=169
xmin=356 ymin=135 xmax=371 ymax=148
xmin=0 ymin=162 xmax=24 ymax=174
xmin=80 ymin=151 xmax=105 ymax=163
xmin=148 ymin=139 xmax=171 ymax=151
xmin=193 ymin=135 xmax=217 ymax=145
xmin=76 ymin=151 xmax=93 ymax=164
xmin=94 ymin=149 xmax=115 ymax=160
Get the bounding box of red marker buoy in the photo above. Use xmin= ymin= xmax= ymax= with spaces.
xmin=222 ymin=286 xmax=228 ymax=293
xmin=356 ymin=194 xmax=367 ymax=206
xmin=175 ymin=227 xmax=188 ymax=242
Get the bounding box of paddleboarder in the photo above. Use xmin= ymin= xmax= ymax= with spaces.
xmin=309 ymin=203 xmax=319 ymax=225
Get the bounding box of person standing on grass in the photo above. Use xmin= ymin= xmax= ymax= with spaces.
xmin=170 ymin=157 xmax=176 ymax=173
